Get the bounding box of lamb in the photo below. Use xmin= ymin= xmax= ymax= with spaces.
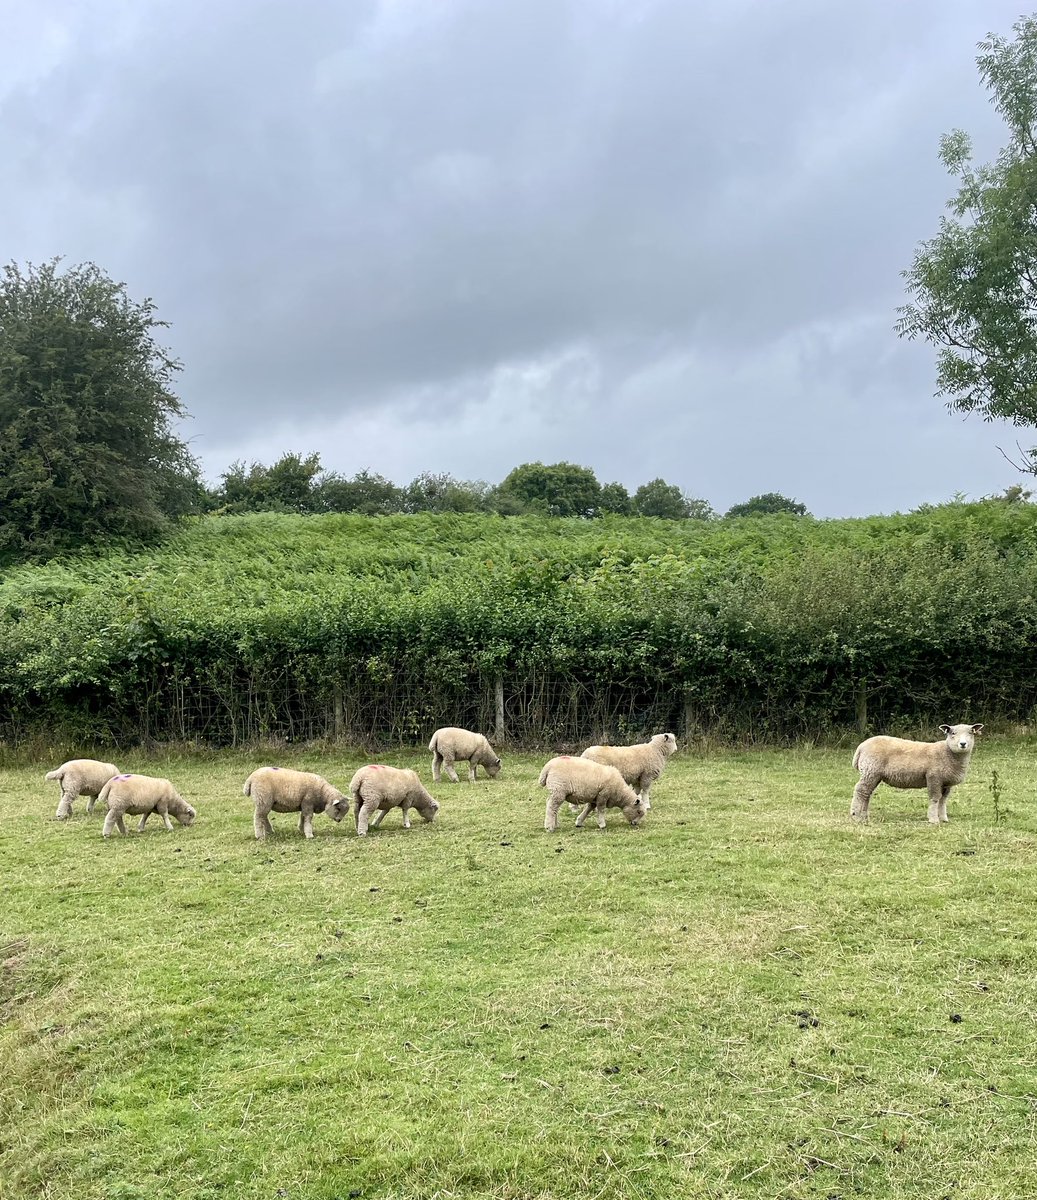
xmin=851 ymin=723 xmax=984 ymax=825
xmin=97 ymin=773 xmax=196 ymax=838
xmin=45 ymin=758 xmax=120 ymax=820
xmin=242 ymin=766 xmax=346 ymax=840
xmin=580 ymin=732 xmax=677 ymax=811
xmin=539 ymin=755 xmax=645 ymax=832
xmin=337 ymin=765 xmax=440 ymax=836
xmin=428 ymin=727 xmax=502 ymax=783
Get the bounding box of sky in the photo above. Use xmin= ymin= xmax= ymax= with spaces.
xmin=2 ymin=0 xmax=1032 ymax=517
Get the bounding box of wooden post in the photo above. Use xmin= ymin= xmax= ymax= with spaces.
xmin=334 ymin=685 xmax=344 ymax=740
xmin=495 ymin=678 xmax=505 ymax=743
xmin=683 ymin=697 xmax=695 ymax=739
xmin=855 ymin=681 xmax=867 ymax=735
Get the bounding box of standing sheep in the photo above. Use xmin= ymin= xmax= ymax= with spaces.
xmin=243 ymin=766 xmax=345 ymax=840
xmin=428 ymin=727 xmax=502 ymax=782
xmin=97 ymin=774 xmax=196 ymax=838
xmin=539 ymin=756 xmax=645 ymax=832
xmin=851 ymin=723 xmax=984 ymax=825
xmin=338 ymin=765 xmax=440 ymax=836
xmin=45 ymin=758 xmax=120 ymax=820
xmin=580 ymin=732 xmax=677 ymax=810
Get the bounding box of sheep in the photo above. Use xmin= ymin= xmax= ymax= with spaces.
xmin=45 ymin=758 xmax=120 ymax=820
xmin=851 ymin=723 xmax=984 ymax=825
xmin=97 ymin=773 xmax=196 ymax=838
xmin=337 ymin=765 xmax=440 ymax=836
xmin=580 ymin=732 xmax=677 ymax=811
xmin=539 ymin=755 xmax=645 ymax=832
xmin=242 ymin=766 xmax=345 ymax=840
xmin=428 ymin=727 xmax=502 ymax=783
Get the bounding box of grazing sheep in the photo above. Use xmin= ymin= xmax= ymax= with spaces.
xmin=851 ymin=723 xmax=984 ymax=825
xmin=45 ymin=758 xmax=120 ymax=820
xmin=539 ymin=756 xmax=645 ymax=832
xmin=338 ymin=765 xmax=440 ymax=836
xmin=242 ymin=766 xmax=345 ymax=840
xmin=580 ymin=732 xmax=677 ymax=810
xmin=428 ymin=727 xmax=502 ymax=783
xmin=97 ymin=773 xmax=196 ymax=838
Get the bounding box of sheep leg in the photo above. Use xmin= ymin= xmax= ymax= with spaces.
xmin=574 ymin=803 xmax=592 ymax=828
xmin=595 ymin=796 xmax=608 ymax=830
xmin=253 ymin=802 xmax=274 ymax=840
xmin=356 ymin=797 xmax=380 ymax=837
xmin=102 ymin=810 xmax=119 ymax=838
xmin=86 ymin=793 xmax=98 ymax=815
xmin=55 ymin=789 xmax=76 ymax=820
xmin=370 ymin=807 xmax=388 ymax=829
xmin=851 ymin=776 xmax=877 ymax=821
xmin=640 ymin=777 xmax=653 ymax=812
xmin=926 ymin=778 xmax=945 ymax=826
xmin=162 ymin=811 xmax=175 ymax=831
xmin=431 ymin=750 xmax=443 ymax=783
xmin=299 ymin=807 xmax=315 ymax=839
xmin=544 ymin=790 xmax=566 ymax=833
xmin=443 ymin=755 xmax=460 ymax=784
xmin=468 ymin=763 xmax=477 ymax=781
xmin=401 ymin=802 xmax=413 ymax=829
xmin=137 ymin=812 xmax=150 ymax=832
xmin=938 ymin=785 xmax=952 ymax=823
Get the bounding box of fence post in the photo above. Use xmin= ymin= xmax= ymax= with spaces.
xmin=855 ymin=681 xmax=867 ymax=734
xmin=334 ymin=684 xmax=344 ymax=740
xmin=494 ymin=678 xmax=505 ymax=743
xmin=683 ymin=696 xmax=695 ymax=739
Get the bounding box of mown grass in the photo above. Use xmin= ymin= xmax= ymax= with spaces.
xmin=2 ymin=741 xmax=1037 ymax=1199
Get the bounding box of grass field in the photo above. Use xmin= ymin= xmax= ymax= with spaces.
xmin=2 ymin=741 xmax=1037 ymax=1199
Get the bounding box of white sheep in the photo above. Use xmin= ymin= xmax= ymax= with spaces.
xmin=97 ymin=773 xmax=196 ymax=838
xmin=428 ymin=727 xmax=502 ymax=782
xmin=851 ymin=723 xmax=984 ymax=825
xmin=242 ymin=766 xmax=345 ymax=840
xmin=45 ymin=758 xmax=120 ymax=820
xmin=580 ymin=732 xmax=677 ymax=810
xmin=338 ymin=765 xmax=440 ymax=836
xmin=539 ymin=755 xmax=645 ymax=832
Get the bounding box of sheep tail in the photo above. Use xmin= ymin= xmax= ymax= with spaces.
xmin=96 ymin=780 xmax=113 ymax=806
xmin=852 ymin=746 xmax=861 ymax=770
xmin=428 ymin=733 xmax=438 ymax=752
xmin=537 ymin=763 xmax=550 ymax=787
xmin=45 ymin=768 xmax=62 ymax=781
xmin=242 ymin=776 xmax=253 ymax=797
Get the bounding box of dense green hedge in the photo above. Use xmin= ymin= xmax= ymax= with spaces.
xmin=2 ymin=502 xmax=1036 ymax=745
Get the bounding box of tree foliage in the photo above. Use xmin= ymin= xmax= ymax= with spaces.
xmin=725 ymin=492 xmax=808 ymax=518
xmin=634 ymin=478 xmax=714 ymax=520
xmin=495 ymin=461 xmax=604 ymax=517
xmin=897 ymin=15 xmax=1037 ymax=456
xmin=0 ymin=259 xmax=202 ymax=559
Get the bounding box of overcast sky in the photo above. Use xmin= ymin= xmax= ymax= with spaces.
xmin=2 ymin=0 xmax=1032 ymax=516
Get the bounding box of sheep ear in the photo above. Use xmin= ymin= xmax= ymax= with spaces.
xmin=938 ymin=724 xmax=951 ymax=734
xmin=971 ymin=723 xmax=984 ymax=734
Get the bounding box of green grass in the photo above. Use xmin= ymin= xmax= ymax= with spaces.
xmin=2 ymin=741 xmax=1037 ymax=1199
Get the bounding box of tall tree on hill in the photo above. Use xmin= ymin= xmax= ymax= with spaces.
xmin=897 ymin=15 xmax=1037 ymax=470
xmin=495 ymin=461 xmax=603 ymax=517
xmin=0 ymin=259 xmax=202 ymax=558
xmin=726 ymin=492 xmax=808 ymax=518
xmin=634 ymin=478 xmax=714 ymax=519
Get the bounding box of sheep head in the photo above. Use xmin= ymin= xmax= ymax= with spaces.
xmin=938 ymin=723 xmax=984 ymax=754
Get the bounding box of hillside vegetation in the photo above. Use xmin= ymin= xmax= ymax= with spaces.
xmin=1 ymin=502 xmax=1036 ymax=746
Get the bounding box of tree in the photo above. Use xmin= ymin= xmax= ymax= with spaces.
xmin=315 ymin=469 xmax=403 ymax=515
xmin=897 ymin=15 xmax=1037 ymax=462
xmin=725 ymin=492 xmax=808 ymax=518
xmin=0 ymin=258 xmax=202 ymax=558
xmin=402 ymin=471 xmax=491 ymax=513
xmin=495 ymin=461 xmax=603 ymax=517
xmin=633 ymin=477 xmax=715 ymax=520
xmin=599 ymin=481 xmax=634 ymax=515
xmin=216 ymin=452 xmax=323 ymax=513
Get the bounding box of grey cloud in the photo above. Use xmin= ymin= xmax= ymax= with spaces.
xmin=1 ymin=0 xmax=1030 ymax=511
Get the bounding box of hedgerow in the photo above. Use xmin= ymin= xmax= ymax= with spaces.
xmin=1 ymin=502 xmax=1036 ymax=745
